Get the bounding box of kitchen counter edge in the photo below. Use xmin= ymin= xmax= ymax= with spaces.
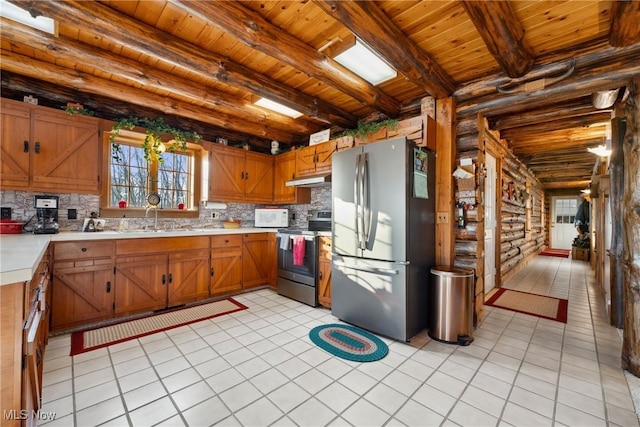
xmin=0 ymin=228 xmax=279 ymax=286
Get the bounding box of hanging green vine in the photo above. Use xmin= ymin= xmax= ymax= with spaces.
xmin=109 ymin=116 xmax=202 ymax=163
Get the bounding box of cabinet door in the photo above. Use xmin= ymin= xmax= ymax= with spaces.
xmin=273 ymin=151 xmax=296 ymax=203
xmin=0 ymin=100 xmax=31 ymax=189
xmin=314 ymin=140 xmax=336 ymax=174
xmin=317 ymin=237 xmax=332 ymax=308
xmin=167 ymin=249 xmax=210 ymax=307
xmin=244 ymin=151 xmax=274 ymax=202
xmin=115 ymin=254 xmax=167 ymax=316
xmin=294 ymin=145 xmax=317 ymax=177
xmin=208 ymin=145 xmax=246 ymax=201
xmin=31 ymin=110 xmax=100 ymax=193
xmin=210 ymin=235 xmax=243 ymax=296
xmin=242 ymin=233 xmax=276 ymax=288
xmin=51 ymin=261 xmax=115 ymax=331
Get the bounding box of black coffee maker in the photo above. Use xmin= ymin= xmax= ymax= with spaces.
xmin=34 ymin=195 xmax=59 ymax=234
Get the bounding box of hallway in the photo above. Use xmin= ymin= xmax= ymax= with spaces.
xmin=39 ymin=256 xmax=639 ymax=426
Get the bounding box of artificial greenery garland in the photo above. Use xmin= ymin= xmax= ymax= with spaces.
xmin=109 ymin=116 xmax=202 ymax=163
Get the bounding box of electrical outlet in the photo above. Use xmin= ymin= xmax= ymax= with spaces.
xmin=211 ymin=212 xmax=220 ymax=219
xmin=68 ymin=209 xmax=77 ymax=219
xmin=1 ymin=207 xmax=11 ymax=219
xmin=436 ymin=212 xmax=449 ymax=224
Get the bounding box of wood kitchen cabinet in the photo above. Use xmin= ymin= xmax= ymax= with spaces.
xmin=242 ymin=232 xmax=277 ymax=288
xmin=294 ymin=140 xmax=336 ymax=178
xmin=273 ymin=150 xmax=311 ymax=204
xmin=115 ymin=236 xmax=210 ymax=316
xmin=318 ymin=236 xmax=332 ymax=308
xmin=0 ymin=98 xmax=101 ymax=194
xmin=1 ymin=249 xmax=50 ymax=427
xmin=210 ymin=234 xmax=243 ymax=296
xmin=208 ymin=144 xmax=274 ymax=203
xmin=51 ymin=241 xmax=115 ymax=331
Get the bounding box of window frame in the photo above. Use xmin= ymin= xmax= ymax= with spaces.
xmin=99 ymin=129 xmax=202 ymax=219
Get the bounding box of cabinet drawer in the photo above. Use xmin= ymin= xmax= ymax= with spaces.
xmin=54 ymin=241 xmax=114 ymax=261
xmin=211 ymin=234 xmax=242 ymax=249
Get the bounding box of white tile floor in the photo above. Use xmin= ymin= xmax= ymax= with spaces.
xmin=40 ymin=256 xmax=640 ymax=426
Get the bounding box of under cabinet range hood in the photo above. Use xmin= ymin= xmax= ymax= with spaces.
xmin=285 ymin=173 xmax=331 ymax=187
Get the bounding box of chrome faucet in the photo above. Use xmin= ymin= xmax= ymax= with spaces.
xmin=145 ymin=205 xmax=158 ymax=231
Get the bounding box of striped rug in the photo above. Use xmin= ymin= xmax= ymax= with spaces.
xmin=485 ymin=288 xmax=568 ymax=323
xmin=71 ymin=298 xmax=247 ymax=356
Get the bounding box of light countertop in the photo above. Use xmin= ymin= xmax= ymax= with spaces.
xmin=0 ymin=228 xmax=279 ymax=286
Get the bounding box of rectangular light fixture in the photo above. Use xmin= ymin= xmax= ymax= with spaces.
xmin=0 ymin=0 xmax=56 ymax=34
xmin=254 ymin=98 xmax=303 ymax=119
xmin=587 ymin=145 xmax=612 ymax=157
xmin=334 ymin=39 xmax=397 ymax=85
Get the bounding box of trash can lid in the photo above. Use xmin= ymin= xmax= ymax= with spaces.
xmin=430 ymin=266 xmax=474 ymax=277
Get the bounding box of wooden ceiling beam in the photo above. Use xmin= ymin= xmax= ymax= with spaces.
xmin=500 ymin=113 xmax=612 ymax=139
xmin=512 ymin=138 xmax=605 ymax=155
xmin=0 ymin=50 xmax=297 ymax=143
xmin=460 ymin=1 xmax=535 ymax=78
xmin=534 ymin=169 xmax=593 ymax=179
xmin=609 ymin=1 xmax=640 ymax=47
xmin=543 ymin=180 xmax=591 ymax=190
xmin=170 ymin=0 xmax=400 ymax=117
xmin=0 ymin=19 xmax=318 ymax=137
xmin=457 ymin=48 xmax=640 ymax=118
xmin=312 ymin=0 xmax=455 ymax=98
xmin=10 ymin=0 xmax=357 ymax=128
xmin=490 ymin=99 xmax=606 ymax=130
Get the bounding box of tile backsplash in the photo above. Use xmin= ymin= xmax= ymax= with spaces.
xmin=0 ymin=186 xmax=331 ymax=232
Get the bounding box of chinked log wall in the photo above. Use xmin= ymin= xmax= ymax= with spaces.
xmin=453 ymin=112 xmax=545 ymax=324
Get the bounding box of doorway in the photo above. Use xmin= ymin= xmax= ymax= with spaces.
xmin=551 ymin=196 xmax=579 ymax=249
xmin=484 ymin=153 xmax=497 ymax=294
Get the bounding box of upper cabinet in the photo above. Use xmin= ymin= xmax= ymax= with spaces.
xmin=208 ymin=144 xmax=274 ymax=203
xmin=273 ymin=150 xmax=311 ymax=204
xmin=0 ymin=99 xmax=101 ymax=194
xmin=294 ymin=140 xmax=336 ymax=178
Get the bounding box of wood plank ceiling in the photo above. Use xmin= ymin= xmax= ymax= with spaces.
xmin=2 ymin=0 xmax=639 ymax=191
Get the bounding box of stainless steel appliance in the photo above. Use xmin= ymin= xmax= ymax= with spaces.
xmin=331 ymin=137 xmax=436 ymax=342
xmin=276 ymin=210 xmax=331 ymax=306
xmin=34 ymin=195 xmax=59 ymax=234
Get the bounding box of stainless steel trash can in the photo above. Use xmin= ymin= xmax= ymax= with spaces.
xmin=429 ymin=266 xmax=474 ymax=345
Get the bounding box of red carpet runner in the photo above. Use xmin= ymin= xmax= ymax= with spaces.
xmin=539 ymin=248 xmax=571 ymax=258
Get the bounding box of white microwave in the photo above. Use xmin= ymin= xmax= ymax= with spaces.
xmin=254 ymin=208 xmax=289 ymax=228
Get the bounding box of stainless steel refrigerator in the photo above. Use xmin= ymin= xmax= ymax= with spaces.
xmin=331 ymin=137 xmax=435 ymax=342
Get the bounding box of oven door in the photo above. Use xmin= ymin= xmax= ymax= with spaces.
xmin=277 ymin=234 xmax=317 ymax=285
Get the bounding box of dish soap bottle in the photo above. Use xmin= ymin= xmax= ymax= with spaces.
xmin=118 ymin=215 xmax=127 ymax=232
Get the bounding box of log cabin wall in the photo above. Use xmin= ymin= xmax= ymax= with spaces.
xmin=452 ymin=114 xmax=545 ymax=325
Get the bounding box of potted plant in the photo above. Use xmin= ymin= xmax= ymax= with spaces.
xmin=341 ymin=119 xmax=398 ymax=145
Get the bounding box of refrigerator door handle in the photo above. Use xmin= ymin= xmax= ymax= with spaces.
xmin=354 ymin=153 xmax=362 ymax=248
xmin=334 ymin=261 xmax=399 ymax=276
xmin=362 ymin=152 xmax=370 ymax=248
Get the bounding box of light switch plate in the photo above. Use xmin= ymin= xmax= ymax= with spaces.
xmin=1 ymin=207 xmax=11 ymax=219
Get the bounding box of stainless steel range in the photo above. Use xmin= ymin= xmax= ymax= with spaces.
xmin=276 ymin=210 xmax=331 ymax=306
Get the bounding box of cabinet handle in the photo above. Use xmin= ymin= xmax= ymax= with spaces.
xmin=211 ymin=267 xmax=215 ymax=277
xmin=23 ymin=140 xmax=29 ymax=153
xmin=241 ymin=171 xmax=245 ymax=179
xmin=168 ymin=273 xmax=173 ymax=284
xmin=245 ymin=172 xmax=249 ymax=180
xmin=319 ymin=271 xmax=323 ymax=280
xmin=34 ymin=141 xmax=40 ymax=154
xmin=162 ymin=274 xmax=166 ymax=285
xmin=81 ymin=247 xmax=87 ymax=252
xmin=224 ymin=239 xmax=229 ymax=243
xmin=106 ymin=281 xmax=111 ymax=293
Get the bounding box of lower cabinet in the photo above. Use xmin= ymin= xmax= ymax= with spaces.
xmin=115 ymin=236 xmax=210 ymax=317
xmin=210 ymin=235 xmax=243 ymax=296
xmin=242 ymin=232 xmax=277 ymax=288
xmin=318 ymin=236 xmax=332 ymax=308
xmin=51 ymin=241 xmax=115 ymax=331
xmin=1 ymin=249 xmax=50 ymax=427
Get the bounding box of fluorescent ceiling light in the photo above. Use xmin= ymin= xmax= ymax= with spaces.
xmin=334 ymin=39 xmax=397 ymax=85
xmin=581 ymin=188 xmax=591 ymax=194
xmin=0 ymin=0 xmax=55 ymax=34
xmin=254 ymin=98 xmax=303 ymax=119
xmin=587 ymin=145 xmax=612 ymax=157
